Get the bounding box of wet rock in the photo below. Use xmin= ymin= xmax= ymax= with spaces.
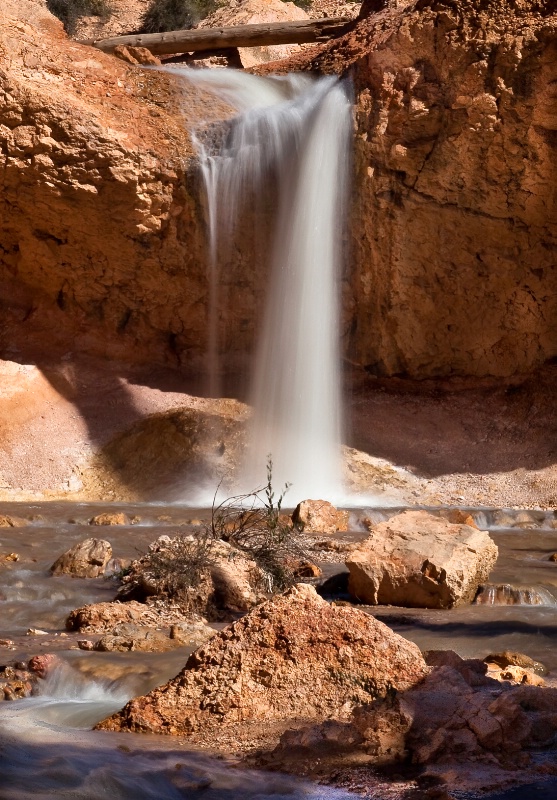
xmin=66 ymin=598 xmax=209 ymax=633
xmin=169 ymin=620 xmax=216 ymax=647
xmin=27 ymin=653 xmax=59 ymax=678
xmin=50 ymin=538 xmax=113 ymax=578
xmin=66 ymin=600 xmax=155 ymax=633
xmin=292 ymin=500 xmax=349 ymax=535
xmin=0 ymin=516 xmax=26 ymax=527
xmin=77 ymin=639 xmax=95 ymax=651
xmin=0 ymin=553 xmax=19 ymax=562
xmin=96 ymin=584 xmax=428 ymax=735
xmin=304 ymin=0 xmax=557 ymax=380
xmin=90 ymin=513 xmax=128 ymax=526
xmin=26 ymin=628 xmax=49 ymax=636
xmin=0 ymin=640 xmax=14 ymax=648
xmin=0 ymin=660 xmax=46 ymax=701
xmin=94 ymin=625 xmax=171 ymax=653
xmin=104 ymin=557 xmax=131 ymax=577
xmin=549 ymin=553 xmax=557 ymax=562
xmin=292 ymin=561 xmax=322 ymax=578
xmin=437 ymin=509 xmax=478 ymax=529
xmin=346 ymin=511 xmax=498 ymax=608
xmin=474 ymin=583 xmax=551 ymax=606
xmin=93 ymin=621 xmax=214 ymax=653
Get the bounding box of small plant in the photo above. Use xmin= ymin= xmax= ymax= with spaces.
xmin=140 ymin=0 xmax=222 ymax=33
xmin=137 ymin=531 xmax=215 ymax=598
xmin=210 ymin=457 xmax=306 ymax=592
xmin=47 ymin=0 xmax=113 ymax=35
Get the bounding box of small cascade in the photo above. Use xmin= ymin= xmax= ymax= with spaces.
xmin=474 ymin=583 xmax=557 ymax=607
xmin=175 ymin=69 xmax=351 ymax=503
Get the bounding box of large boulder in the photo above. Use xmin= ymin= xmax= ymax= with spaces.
xmin=50 ymin=538 xmax=112 ymax=578
xmin=96 ymin=583 xmax=428 ymax=735
xmin=346 ymin=510 xmax=498 ymax=608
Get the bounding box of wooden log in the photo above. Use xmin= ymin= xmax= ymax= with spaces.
xmin=86 ymin=17 xmax=353 ymax=56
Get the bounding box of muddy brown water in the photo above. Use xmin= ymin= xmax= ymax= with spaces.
xmin=1 ymin=502 xmax=557 ymax=799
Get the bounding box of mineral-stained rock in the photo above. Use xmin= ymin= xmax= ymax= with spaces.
xmin=95 ymin=583 xmax=428 ymax=735
xmin=292 ymin=500 xmax=349 ymax=534
xmin=50 ymin=538 xmax=113 ymax=578
xmin=346 ymin=510 xmax=498 ymax=608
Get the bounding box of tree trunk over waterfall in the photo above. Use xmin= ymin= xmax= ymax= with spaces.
xmin=86 ymin=17 xmax=354 ymax=56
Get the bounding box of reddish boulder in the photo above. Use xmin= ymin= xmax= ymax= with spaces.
xmin=96 ymin=584 xmax=427 ymax=735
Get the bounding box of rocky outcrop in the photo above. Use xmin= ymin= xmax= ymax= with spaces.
xmin=89 ymin=513 xmax=129 ymax=526
xmin=346 ymin=510 xmax=498 ymax=607
xmin=96 ymin=584 xmax=428 ymax=735
xmin=270 ymin=664 xmax=557 ymax=781
xmin=50 ymin=537 xmax=113 ymax=578
xmin=292 ymin=500 xmax=349 ymax=534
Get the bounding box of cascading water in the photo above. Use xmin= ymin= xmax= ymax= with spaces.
xmin=172 ymin=69 xmax=351 ymax=503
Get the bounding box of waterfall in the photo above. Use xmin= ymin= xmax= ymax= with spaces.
xmin=174 ymin=69 xmax=351 ymax=504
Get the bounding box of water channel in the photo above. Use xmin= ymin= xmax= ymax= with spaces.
xmin=1 ymin=503 xmax=557 ymax=798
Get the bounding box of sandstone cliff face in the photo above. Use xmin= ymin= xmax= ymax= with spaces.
xmin=310 ymin=0 xmax=557 ymax=377
xmin=0 ymin=0 xmax=231 ymax=373
xmin=3 ymin=0 xmax=557 ymax=383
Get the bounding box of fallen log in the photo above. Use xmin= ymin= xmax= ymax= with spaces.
xmin=86 ymin=17 xmax=353 ymax=56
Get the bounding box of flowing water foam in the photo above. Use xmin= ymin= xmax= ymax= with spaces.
xmin=171 ymin=69 xmax=352 ymax=504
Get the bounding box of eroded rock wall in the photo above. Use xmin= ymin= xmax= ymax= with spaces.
xmin=312 ymin=0 xmax=557 ymax=377
xmin=2 ymin=0 xmax=557 ymax=383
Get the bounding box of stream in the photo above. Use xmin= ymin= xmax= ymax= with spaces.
xmin=1 ymin=502 xmax=557 ymax=798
